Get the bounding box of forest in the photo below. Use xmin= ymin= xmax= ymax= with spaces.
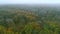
xmin=0 ymin=4 xmax=60 ymax=34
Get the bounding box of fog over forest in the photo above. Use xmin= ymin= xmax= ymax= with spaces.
xmin=0 ymin=4 xmax=60 ymax=34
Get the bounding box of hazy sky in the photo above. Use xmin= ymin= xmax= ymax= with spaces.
xmin=0 ymin=0 xmax=60 ymax=4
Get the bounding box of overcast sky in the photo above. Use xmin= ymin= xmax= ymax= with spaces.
xmin=0 ymin=0 xmax=60 ymax=4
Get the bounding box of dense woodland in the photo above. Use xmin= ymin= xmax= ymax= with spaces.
xmin=0 ymin=4 xmax=60 ymax=34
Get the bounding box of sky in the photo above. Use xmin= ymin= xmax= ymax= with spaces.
xmin=0 ymin=0 xmax=60 ymax=4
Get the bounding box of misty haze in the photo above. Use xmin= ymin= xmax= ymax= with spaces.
xmin=0 ymin=0 xmax=60 ymax=34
